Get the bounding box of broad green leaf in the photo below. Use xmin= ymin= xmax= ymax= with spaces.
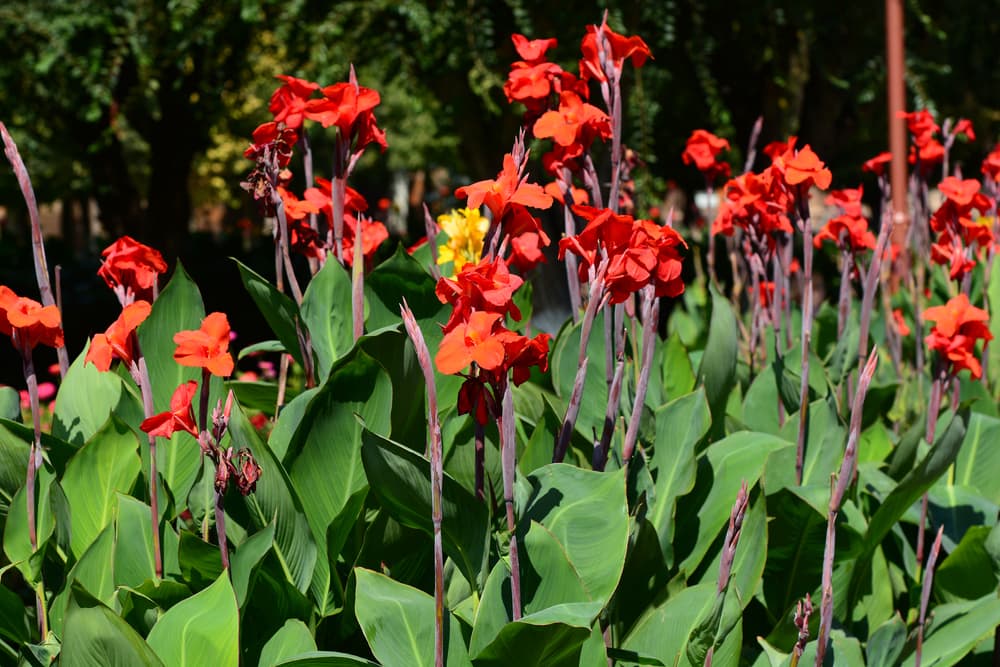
xmin=227 ymin=380 xmax=281 ymax=415
xmin=353 ymin=567 xmax=473 ymax=667
xmin=866 ymin=613 xmax=906 ymax=667
xmin=239 ymin=340 xmax=287 ymax=359
xmin=234 ymin=259 xmax=304 ymax=367
xmin=935 ymin=525 xmax=995 ymax=601
xmin=695 ymin=286 xmax=738 ymax=436
xmin=113 ymin=494 xmax=156 ymax=589
xmin=3 ymin=472 xmax=54 ymax=584
xmin=226 ymin=401 xmax=318 ymax=602
xmin=287 ymin=350 xmax=391 ymax=612
xmin=61 ymin=415 xmax=141 ymax=558
xmin=138 ymin=261 xmax=210 ymax=506
xmin=232 ymin=522 xmax=276 ymax=607
xmin=900 ymin=596 xmax=1000 ymax=667
xmin=471 ymin=602 xmax=602 ymax=666
xmin=0 ymin=386 xmax=19 ymax=421
xmin=178 ymin=530 xmax=224 ymax=590
xmin=0 ymin=583 xmax=29 ymax=646
xmin=361 ymin=429 xmax=487 ymax=590
xmin=520 ymin=465 xmax=629 ymax=604
xmin=677 ymin=432 xmax=790 ymax=574
xmin=70 ymin=523 xmax=117 ymax=607
xmin=760 ymin=488 xmax=826 ymax=616
xmin=300 ymin=259 xmax=353 ymax=381
xmin=0 ymin=419 xmax=30 ymax=515
xmin=622 ymin=583 xmax=716 ymax=667
xmin=647 ymin=389 xmax=711 ymax=563
xmin=767 ymin=397 xmax=845 ymax=490
xmin=147 ymin=572 xmax=239 ymax=667
xmin=274 ymin=653 xmax=379 ymax=666
xmin=62 ymin=586 xmax=163 ymax=667
xmin=849 ymin=409 xmax=968 ymax=608
xmin=470 ymin=523 xmax=592 ymax=655
xmin=258 ymin=619 xmax=316 ymax=667
xmin=52 ymin=341 xmax=142 ymax=445
xmin=269 ymin=387 xmax=319 ymax=463
xmin=550 ymin=312 xmax=608 ymax=442
xmin=954 ymin=412 xmax=1000 ymax=504
xmin=660 ymin=333 xmax=697 ymax=405
xmin=364 ymin=243 xmax=442 ymax=331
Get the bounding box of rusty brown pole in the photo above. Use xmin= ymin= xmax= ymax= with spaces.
xmin=886 ymin=0 xmax=909 ymax=286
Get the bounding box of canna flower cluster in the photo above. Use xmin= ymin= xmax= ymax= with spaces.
xmin=243 ymin=71 xmax=388 ymax=267
xmin=923 ymin=294 xmax=992 ymax=378
xmin=434 ymin=256 xmax=551 ymax=425
xmin=559 ymin=205 xmax=686 ymax=304
xmin=899 ymin=109 xmax=973 ymax=175
xmin=928 ymin=176 xmax=994 ymax=281
xmin=456 ymin=149 xmax=554 ymax=272
xmin=713 ymin=137 xmax=831 ymax=242
xmin=0 ymin=286 xmax=64 ymax=356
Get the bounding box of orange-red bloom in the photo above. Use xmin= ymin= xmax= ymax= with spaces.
xmin=435 ymin=311 xmax=507 ymax=375
xmin=814 ymin=214 xmax=876 ymax=252
xmin=511 ymin=34 xmax=558 ymax=63
xmin=436 ymin=256 xmax=524 ymax=332
xmin=533 ymin=91 xmax=611 ymax=152
xmin=982 ymin=144 xmax=1000 ymax=183
xmin=98 ymin=236 xmax=168 ymax=301
xmin=899 ymin=110 xmax=939 ymax=147
xmin=305 ymin=82 xmax=387 ymax=153
xmin=456 ymin=154 xmax=554 ymax=222
xmin=775 ymin=145 xmax=832 ymax=191
xmin=342 ymin=216 xmax=389 ymax=268
xmin=0 ymin=286 xmax=64 ymax=354
xmin=173 ymin=312 xmax=235 ymax=377
xmin=579 ymin=20 xmax=651 ymax=82
xmin=682 ymin=130 xmax=731 ymax=183
xmin=269 ymin=75 xmax=320 ymax=130
xmin=85 ymin=301 xmax=152 ymax=372
xmin=140 ymin=381 xmax=199 ymax=438
xmin=862 ymin=152 xmax=892 ymax=177
xmin=893 ymin=309 xmax=911 ymax=337
xmin=825 ymin=186 xmax=864 ymax=218
xmin=923 ymin=294 xmax=992 ymax=378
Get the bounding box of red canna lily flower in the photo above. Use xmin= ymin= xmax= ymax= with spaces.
xmin=952 ymin=118 xmax=975 ymax=141
xmin=899 ymin=110 xmax=939 ymax=147
xmin=342 ymin=216 xmax=389 ymax=267
xmin=244 ymin=121 xmax=298 ymax=168
xmin=682 ymin=130 xmax=731 ymax=183
xmin=141 ymin=381 xmax=199 ymax=438
xmin=173 ymin=312 xmax=235 ymax=377
xmin=435 ymin=311 xmax=507 ymax=375
xmin=532 ymin=91 xmax=611 ymax=152
xmin=893 ymin=309 xmax=911 ymax=337
xmin=776 ymin=145 xmax=832 ymax=191
xmin=0 ymin=286 xmax=64 ymax=355
xmin=981 ymin=144 xmax=1000 ymax=183
xmin=923 ymin=294 xmax=993 ymax=378
xmin=825 ymin=186 xmax=864 ymax=218
xmin=938 ymin=177 xmax=991 ymax=210
xmin=436 ymin=256 xmax=524 ymax=332
xmin=511 ymin=34 xmax=558 ymax=63
xmin=269 ymin=75 xmax=320 ymax=130
xmin=456 ymin=154 xmax=553 ymax=222
xmin=277 ymin=186 xmax=322 ymax=221
xmin=862 ymin=152 xmax=893 ymax=177
xmin=305 ymin=82 xmax=387 ymax=153
xmin=813 ymin=215 xmax=876 ymax=252
xmin=98 ymin=236 xmax=168 ymax=302
xmin=579 ymin=20 xmax=651 ymax=82
xmin=85 ymin=301 xmax=152 ymax=372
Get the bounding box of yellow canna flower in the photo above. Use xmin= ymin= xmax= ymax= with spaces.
xmin=437 ymin=208 xmax=489 ymax=275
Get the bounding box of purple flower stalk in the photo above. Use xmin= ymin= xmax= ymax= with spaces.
xmin=815 ymin=349 xmax=878 ymax=666
xmin=622 ymin=287 xmax=659 ymax=474
xmin=915 ymin=525 xmax=944 ymax=667
xmin=400 ymin=302 xmax=445 ymax=667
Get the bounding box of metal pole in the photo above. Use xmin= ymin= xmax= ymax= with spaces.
xmin=886 ymin=0 xmax=909 ymax=287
